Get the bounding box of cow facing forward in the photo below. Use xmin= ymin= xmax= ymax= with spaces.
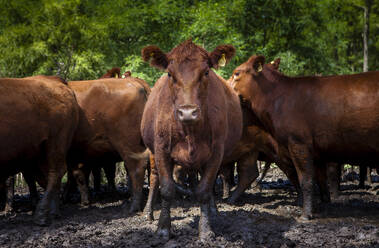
xmin=141 ymin=40 xmax=242 ymax=240
xmin=231 ymin=55 xmax=379 ymax=220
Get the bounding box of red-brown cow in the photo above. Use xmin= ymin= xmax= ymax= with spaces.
xmin=67 ymin=76 xmax=150 ymax=212
xmin=0 ymin=75 xmax=79 ymax=225
xmin=141 ymin=40 xmax=242 ymax=240
xmin=231 ymin=54 xmax=379 ymax=220
xmin=100 ymin=67 xmax=121 ymax=78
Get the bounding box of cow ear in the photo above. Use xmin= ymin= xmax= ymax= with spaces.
xmin=209 ymin=45 xmax=236 ymax=69
xmin=248 ymin=55 xmax=265 ymax=75
xmin=270 ymin=58 xmax=280 ymax=70
xmin=141 ymin=46 xmax=168 ymax=70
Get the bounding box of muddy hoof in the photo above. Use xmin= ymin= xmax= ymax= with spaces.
xmin=156 ymin=228 xmax=171 ymax=241
xmin=80 ymin=200 xmax=90 ymax=207
xmin=199 ymin=230 xmax=215 ymax=242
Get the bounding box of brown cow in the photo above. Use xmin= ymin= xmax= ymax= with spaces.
xmin=100 ymin=67 xmax=121 ymax=78
xmin=141 ymin=40 xmax=242 ymax=240
xmin=67 ymin=76 xmax=150 ymax=212
xmin=0 ymin=75 xmax=79 ymax=225
xmin=231 ymin=54 xmax=379 ymax=220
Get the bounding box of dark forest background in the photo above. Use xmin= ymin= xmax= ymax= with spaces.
xmin=0 ymin=0 xmax=378 ymax=85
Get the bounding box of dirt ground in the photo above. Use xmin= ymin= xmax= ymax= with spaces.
xmin=0 ymin=168 xmax=378 ymax=248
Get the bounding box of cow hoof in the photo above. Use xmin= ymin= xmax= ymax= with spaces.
xmin=199 ymin=230 xmax=215 ymax=242
xmin=156 ymin=228 xmax=171 ymax=241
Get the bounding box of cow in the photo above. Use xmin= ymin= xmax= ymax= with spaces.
xmin=140 ymin=40 xmax=242 ymax=240
xmin=219 ymin=57 xmax=300 ymax=204
xmin=100 ymin=67 xmax=121 ymax=78
xmin=66 ymin=76 xmax=150 ymax=212
xmin=0 ymin=75 xmax=80 ymax=225
xmin=230 ymin=54 xmax=379 ymax=220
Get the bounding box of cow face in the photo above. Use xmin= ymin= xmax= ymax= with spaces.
xmin=229 ymin=55 xmax=265 ymax=104
xmin=142 ymin=40 xmax=235 ymax=124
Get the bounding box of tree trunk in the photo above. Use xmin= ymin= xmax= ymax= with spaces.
xmin=363 ymin=0 xmax=372 ymax=72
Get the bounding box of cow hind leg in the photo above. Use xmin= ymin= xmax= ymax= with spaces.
xmin=123 ymin=157 xmax=146 ymax=214
xmin=23 ymin=171 xmax=40 ymax=211
xmin=288 ymin=141 xmax=315 ymax=220
xmin=358 ymin=165 xmax=367 ymax=189
xmin=315 ymin=163 xmax=330 ymax=204
xmin=92 ymin=165 xmax=102 ymax=193
xmin=144 ymin=154 xmax=159 ymax=221
xmin=4 ymin=176 xmax=15 ymax=214
xmin=73 ymin=164 xmax=91 ymax=206
xmin=104 ymin=163 xmax=116 ymax=192
xmin=33 ymin=154 xmax=66 ymax=226
xmin=228 ymin=152 xmax=259 ymax=204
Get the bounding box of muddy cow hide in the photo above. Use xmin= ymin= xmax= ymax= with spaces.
xmin=0 ymin=75 xmax=80 ymax=225
xmin=140 ymin=40 xmax=242 ymax=241
xmin=231 ymin=54 xmax=379 ymax=220
xmin=66 ymin=76 xmax=150 ymax=213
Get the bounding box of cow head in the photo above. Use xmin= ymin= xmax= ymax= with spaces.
xmin=122 ymin=71 xmax=132 ymax=78
xmin=268 ymin=58 xmax=280 ymax=70
xmin=142 ymin=40 xmax=235 ymax=124
xmin=229 ymin=55 xmax=265 ymax=104
xmin=101 ymin=67 xmax=121 ymax=78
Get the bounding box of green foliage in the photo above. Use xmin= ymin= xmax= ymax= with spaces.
xmin=0 ymin=0 xmax=378 ymax=81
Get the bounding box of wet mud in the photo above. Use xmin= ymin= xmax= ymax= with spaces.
xmin=1 ymin=168 xmax=378 ymax=248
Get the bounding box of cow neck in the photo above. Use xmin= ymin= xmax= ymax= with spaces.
xmin=248 ymin=68 xmax=288 ymax=134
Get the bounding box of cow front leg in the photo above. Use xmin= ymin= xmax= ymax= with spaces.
xmin=155 ymin=152 xmax=174 ymax=240
xmin=196 ymin=150 xmax=223 ymax=241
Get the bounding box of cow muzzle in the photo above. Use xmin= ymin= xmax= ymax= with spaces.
xmin=177 ymin=105 xmax=200 ymax=123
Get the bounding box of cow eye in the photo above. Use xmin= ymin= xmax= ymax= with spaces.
xmin=205 ymin=70 xmax=209 ymax=76
xmin=234 ymin=72 xmax=240 ymax=77
xmin=168 ymin=72 xmax=171 ymax=77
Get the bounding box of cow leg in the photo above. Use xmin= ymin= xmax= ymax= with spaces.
xmin=104 ymin=163 xmax=116 ymax=192
xmin=123 ymin=156 xmax=146 ymax=213
xmin=219 ymin=163 xmax=233 ymax=199
xmin=228 ymin=152 xmax=259 ymax=204
xmin=72 ymin=164 xmax=91 ymax=206
xmin=155 ymin=151 xmax=175 ymax=240
xmin=315 ymin=163 xmax=330 ymax=204
xmin=196 ymin=149 xmax=223 ymax=241
xmin=62 ymin=165 xmax=77 ymax=203
xmin=276 ymin=161 xmax=302 ymax=205
xmin=144 ymin=153 xmax=159 ymax=221
xmin=4 ymin=176 xmax=14 ymax=213
xmin=251 ymin=161 xmax=271 ymax=189
xmin=327 ymin=163 xmax=340 ymax=198
xmin=288 ymin=141 xmax=315 ymax=220
xmin=92 ymin=165 xmax=102 ymax=193
xmin=23 ymin=171 xmax=39 ymax=210
xmin=34 ymin=153 xmax=66 ymax=226
xmin=358 ymin=165 xmax=367 ymax=189
xmin=367 ymin=167 xmax=372 ymax=185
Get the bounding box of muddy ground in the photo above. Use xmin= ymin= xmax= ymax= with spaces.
xmin=0 ymin=168 xmax=378 ymax=248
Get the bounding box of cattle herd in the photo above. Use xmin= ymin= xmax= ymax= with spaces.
xmin=0 ymin=39 xmax=378 ymax=241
